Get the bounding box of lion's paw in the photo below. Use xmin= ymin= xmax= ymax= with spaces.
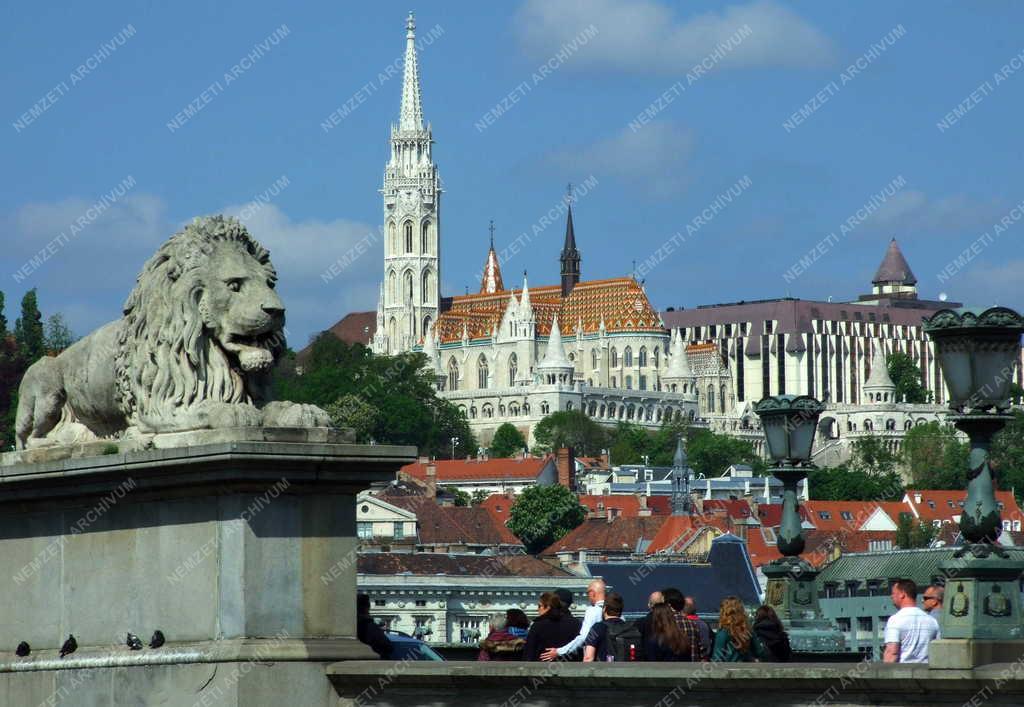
xmin=261 ymin=401 xmax=333 ymax=428
xmin=192 ymin=400 xmax=263 ymax=429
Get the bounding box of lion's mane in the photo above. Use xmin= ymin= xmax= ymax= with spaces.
xmin=114 ymin=216 xmax=283 ymax=430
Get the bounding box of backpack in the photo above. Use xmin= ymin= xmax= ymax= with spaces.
xmin=605 ymin=619 xmax=644 ymax=661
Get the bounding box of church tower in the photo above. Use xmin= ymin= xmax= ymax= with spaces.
xmin=375 ymin=13 xmax=441 ymax=354
xmin=560 ymin=202 xmax=581 ymax=298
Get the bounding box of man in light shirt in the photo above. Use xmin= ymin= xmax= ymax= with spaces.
xmin=883 ymin=579 xmax=940 ymax=663
xmin=541 ymin=579 xmax=605 ymax=661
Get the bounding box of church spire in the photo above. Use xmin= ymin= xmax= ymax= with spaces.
xmin=560 ymin=186 xmax=581 ymax=298
xmin=479 ymin=220 xmax=504 ymax=294
xmin=399 ymin=12 xmax=424 ymax=132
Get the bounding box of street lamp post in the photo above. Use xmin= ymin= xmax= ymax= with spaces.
xmin=753 ymin=394 xmax=843 ymax=652
xmin=451 ymin=436 xmax=459 ymax=460
xmin=923 ymin=306 xmax=1024 ymax=647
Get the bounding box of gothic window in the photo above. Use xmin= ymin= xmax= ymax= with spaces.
xmin=404 ymin=221 xmax=413 ymax=253
xmin=611 ymin=376 xmax=617 ymax=388
xmin=423 ymin=315 xmax=432 ymax=336
xmin=477 ymin=354 xmax=489 ymax=389
xmin=388 ymin=317 xmax=397 ymax=345
xmin=448 ymin=358 xmax=459 ymax=391
xmin=388 ymin=221 xmax=397 ymax=255
xmin=566 ymin=402 xmax=573 ymax=411
xmin=508 ymin=353 xmax=518 ymax=386
xmin=482 ymin=404 xmax=493 ymax=418
xmin=708 ymin=385 xmax=716 ymax=413
xmin=611 ymin=348 xmax=618 ymax=367
xmin=639 ymin=375 xmax=647 ymax=391
xmin=720 ymin=384 xmax=727 ymax=413
xmin=886 ymin=418 xmax=896 ymax=430
xmin=638 ymin=347 xmax=647 ymax=367
xmin=625 ymin=375 xmax=633 ymax=390
xmin=469 ymin=406 xmax=477 ymax=419
xmin=421 ymin=221 xmax=431 ymax=253
xmin=403 ymin=271 xmax=414 ymax=302
xmin=591 ymin=349 xmax=598 ymax=370
xmin=653 ymin=347 xmax=660 ymax=368
xmin=387 ymin=270 xmax=397 ymax=303
xmin=624 ymin=347 xmax=633 ymax=367
xmin=421 ymin=270 xmax=432 ymax=303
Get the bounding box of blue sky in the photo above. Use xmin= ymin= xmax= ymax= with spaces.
xmin=2 ymin=0 xmax=1022 ymax=347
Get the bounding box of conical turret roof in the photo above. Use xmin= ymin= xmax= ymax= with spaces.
xmin=873 ymin=238 xmax=917 ymax=286
xmin=537 ymin=316 xmax=572 ymax=369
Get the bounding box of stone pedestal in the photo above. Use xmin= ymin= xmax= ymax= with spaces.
xmin=0 ymin=429 xmax=415 ymax=705
xmin=763 ymin=558 xmax=845 ymax=652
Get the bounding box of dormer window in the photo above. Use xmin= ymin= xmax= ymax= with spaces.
xmin=818 ymin=511 xmax=832 ymax=520
xmin=840 ymin=511 xmax=853 ymax=521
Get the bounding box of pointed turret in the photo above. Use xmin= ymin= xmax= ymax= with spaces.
xmin=519 ymin=273 xmax=533 ymax=318
xmin=399 ymin=13 xmax=424 ymax=132
xmin=537 ymin=315 xmax=574 ymax=384
xmin=421 ymin=321 xmax=445 ymax=387
xmin=873 ymin=238 xmax=917 ymax=286
xmin=479 ymin=220 xmax=504 ymax=294
xmin=864 ymin=340 xmax=897 ymax=403
xmin=560 ymin=203 xmax=581 ymax=297
xmin=670 ymin=437 xmax=692 ymax=516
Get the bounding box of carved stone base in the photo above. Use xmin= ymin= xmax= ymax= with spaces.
xmin=939 ymin=553 xmax=1024 ymax=640
xmin=763 ymin=558 xmax=845 ymax=652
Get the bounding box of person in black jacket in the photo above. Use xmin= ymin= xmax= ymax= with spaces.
xmin=753 ymin=605 xmax=792 ymax=662
xmin=524 ymin=592 xmax=580 ymax=661
xmin=357 ymin=593 xmax=392 ymax=659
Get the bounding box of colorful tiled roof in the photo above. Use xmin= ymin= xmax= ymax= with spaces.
xmin=903 ymin=489 xmax=1022 ymax=524
xmin=434 ymin=277 xmax=664 ymax=344
xmin=357 ymin=552 xmax=571 ymax=577
xmin=541 ymin=516 xmax=666 ymax=556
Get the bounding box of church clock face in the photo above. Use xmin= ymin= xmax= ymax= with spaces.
xmin=399 ymin=191 xmax=419 ymax=213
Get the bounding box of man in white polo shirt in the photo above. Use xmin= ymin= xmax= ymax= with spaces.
xmin=883 ymin=579 xmax=940 ymax=663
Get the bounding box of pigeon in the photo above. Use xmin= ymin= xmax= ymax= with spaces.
xmin=15 ymin=642 xmax=30 ymax=657
xmin=149 ymin=630 xmax=165 ymax=649
xmin=59 ymin=635 xmax=77 ymax=658
xmin=126 ymin=633 xmax=143 ymax=650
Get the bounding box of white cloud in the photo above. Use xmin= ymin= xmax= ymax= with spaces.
xmin=549 ymin=121 xmax=694 ymax=199
xmin=870 ymin=190 xmax=1009 ymax=234
xmin=515 ymin=0 xmax=836 ymax=74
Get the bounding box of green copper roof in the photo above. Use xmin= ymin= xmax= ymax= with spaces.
xmin=816 ymin=547 xmax=1024 ymax=590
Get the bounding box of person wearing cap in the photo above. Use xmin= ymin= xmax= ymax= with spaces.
xmin=541 ymin=579 xmax=605 ymax=661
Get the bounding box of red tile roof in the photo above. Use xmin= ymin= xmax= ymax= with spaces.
xmin=646 ymin=515 xmax=728 ymax=554
xmin=903 ymin=489 xmax=1022 ymax=524
xmin=541 ymin=516 xmax=666 ymax=556
xmin=577 ymin=495 xmax=662 ymax=517
xmin=401 ymin=456 xmax=553 ymax=482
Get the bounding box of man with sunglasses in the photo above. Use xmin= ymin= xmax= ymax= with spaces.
xmin=923 ymin=585 xmax=944 ymax=620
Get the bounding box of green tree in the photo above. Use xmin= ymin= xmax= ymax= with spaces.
xmin=272 ymin=333 xmax=476 ymax=457
xmin=888 ymin=352 xmax=931 ymax=403
xmin=902 ymin=421 xmax=968 ymax=489
xmin=531 ymin=410 xmax=608 ymax=456
xmin=686 ymin=429 xmax=765 ymax=478
xmin=452 ymin=489 xmax=471 ymax=507
xmin=508 ymin=484 xmax=586 ymax=554
xmin=0 ymin=291 xmax=7 ymax=338
xmin=849 ymin=435 xmax=900 ymax=477
xmin=324 ymin=393 xmax=378 ymax=443
xmin=43 ymin=313 xmax=75 ymax=352
xmin=1009 ymin=382 xmax=1024 ymax=406
xmin=648 ymin=418 xmax=691 ymax=466
xmin=607 ymin=422 xmax=649 ymax=465
xmin=489 ymin=422 xmax=527 ymax=458
xmin=470 ymin=489 xmax=491 ymax=505
xmin=806 ymin=464 xmax=903 ymax=501
xmin=895 ymin=512 xmax=939 ymax=549
xmin=992 ymin=410 xmax=1024 ymax=504
xmin=13 ymin=289 xmax=45 ymax=364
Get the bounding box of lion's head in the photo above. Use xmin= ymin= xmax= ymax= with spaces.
xmin=115 ymin=216 xmax=286 ymax=427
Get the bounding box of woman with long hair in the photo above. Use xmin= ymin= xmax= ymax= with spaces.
xmin=523 ymin=592 xmax=579 ymax=661
xmin=643 ymin=603 xmax=690 ymax=661
xmin=712 ymin=596 xmax=765 ymax=662
xmin=753 ymin=604 xmax=792 ymax=661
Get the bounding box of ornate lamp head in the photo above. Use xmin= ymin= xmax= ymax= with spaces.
xmin=923 ymin=307 xmax=1024 ymax=413
xmin=753 ymin=395 xmax=825 ymax=466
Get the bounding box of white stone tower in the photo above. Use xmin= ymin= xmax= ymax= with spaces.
xmin=374 ymin=12 xmax=441 ymax=354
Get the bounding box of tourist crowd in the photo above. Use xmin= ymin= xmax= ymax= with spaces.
xmin=478 ymin=579 xmax=792 ymax=663
xmin=359 ymin=577 xmax=944 ymax=664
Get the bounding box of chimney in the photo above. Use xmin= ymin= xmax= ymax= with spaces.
xmin=418 ymin=455 xmax=429 ymax=464
xmin=605 ymin=508 xmax=614 ymax=524
xmin=600 ymin=449 xmax=610 ymax=469
xmin=638 ymin=494 xmax=651 ymax=517
xmin=424 ymin=463 xmax=437 ymax=499
xmin=556 ymin=447 xmax=576 ymax=489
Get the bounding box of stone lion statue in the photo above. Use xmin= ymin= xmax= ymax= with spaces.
xmin=16 ymin=216 xmax=330 ymax=448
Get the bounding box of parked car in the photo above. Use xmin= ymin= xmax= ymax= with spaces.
xmin=385 ymin=632 xmax=445 ymax=661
